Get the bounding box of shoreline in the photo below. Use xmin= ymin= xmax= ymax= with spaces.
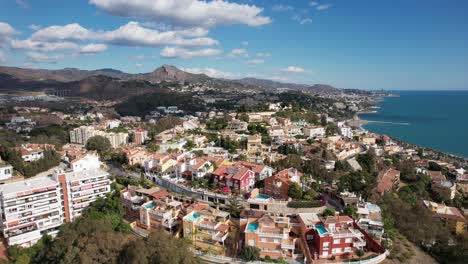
xmin=348 ymin=96 xmax=468 ymax=160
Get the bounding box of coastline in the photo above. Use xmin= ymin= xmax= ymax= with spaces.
xmin=348 ymin=94 xmax=467 ymax=160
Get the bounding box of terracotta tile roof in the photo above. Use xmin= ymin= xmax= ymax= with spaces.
xmin=216 ymin=223 xmax=230 ymax=232
xmin=150 ymin=190 xmax=169 ymax=200
xmin=376 ymin=168 xmax=400 ymax=194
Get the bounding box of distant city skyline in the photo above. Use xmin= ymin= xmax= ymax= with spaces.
xmin=0 ymin=0 xmax=467 ymax=90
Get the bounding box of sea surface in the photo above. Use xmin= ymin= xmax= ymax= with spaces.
xmin=359 ymin=90 xmax=468 ymax=158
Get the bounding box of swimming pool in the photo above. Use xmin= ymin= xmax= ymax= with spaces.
xmin=247 ymin=223 xmax=259 ymax=232
xmin=186 ymin=213 xmax=201 ymax=222
xmin=315 ymin=224 xmax=328 ymax=235
xmin=145 ymin=203 xmax=155 ymax=209
xmin=254 ymin=194 xmax=271 ymax=200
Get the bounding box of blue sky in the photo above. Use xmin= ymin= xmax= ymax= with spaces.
xmin=0 ymin=0 xmax=467 ymax=90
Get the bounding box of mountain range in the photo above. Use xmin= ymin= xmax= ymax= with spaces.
xmin=0 ymin=65 xmax=361 ymax=100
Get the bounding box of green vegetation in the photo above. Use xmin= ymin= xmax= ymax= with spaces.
xmin=115 ymin=89 xmax=205 ymax=117
xmin=86 ymin=135 xmax=112 ymax=157
xmin=205 ymin=117 xmax=228 ymax=130
xmin=322 ymin=208 xmax=336 ymax=217
xmin=7 ymin=185 xmax=198 ymax=264
xmin=29 ymin=124 xmax=72 ymax=148
xmin=0 ymin=148 xmax=60 ymax=178
xmin=240 ymin=246 xmax=260 ymax=261
xmin=287 ymin=182 xmax=303 ymax=199
xmin=146 ymin=116 xmax=183 ymax=139
xmin=287 ymin=200 xmax=322 ymax=208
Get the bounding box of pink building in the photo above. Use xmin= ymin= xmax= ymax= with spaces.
xmin=212 ymin=165 xmax=255 ymax=192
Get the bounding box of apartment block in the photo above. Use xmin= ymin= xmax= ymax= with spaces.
xmin=183 ymin=204 xmax=232 ymax=254
xmin=139 ymin=198 xmax=183 ymax=234
xmin=0 ymin=177 xmax=64 ymax=247
xmin=54 ymin=168 xmax=111 ymax=222
xmin=0 ymin=161 xmax=13 ymax=181
xmin=244 ymin=214 xmax=300 ymax=259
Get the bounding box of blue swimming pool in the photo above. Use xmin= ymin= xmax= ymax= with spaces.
xmin=254 ymin=194 xmax=271 ymax=200
xmin=186 ymin=213 xmax=201 ymax=222
xmin=247 ymin=223 xmax=259 ymax=232
xmin=145 ymin=203 xmax=155 ymax=209
xmin=315 ymin=224 xmax=328 ymax=235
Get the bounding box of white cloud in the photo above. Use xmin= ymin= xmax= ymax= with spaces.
xmin=300 ymin=18 xmax=313 ymax=25
xmin=317 ymin=4 xmax=332 ymax=11
xmin=309 ymin=1 xmax=319 ymax=7
xmin=272 ymin=4 xmax=293 ymax=12
xmin=256 ymin=52 xmax=271 ymax=57
xmin=11 ymin=39 xmax=79 ymax=52
xmin=228 ymin=48 xmax=248 ymax=58
xmin=182 ymin=67 xmax=239 ymax=79
xmin=246 ymin=59 xmax=265 ymax=65
xmin=100 ymin=22 xmax=217 ymax=47
xmin=89 ymin=0 xmax=271 ymax=28
xmin=160 ymin=46 xmax=222 ymax=59
xmin=31 ymin=23 xmax=92 ymax=42
xmin=0 ymin=22 xmax=18 ymax=44
xmin=78 ymin=43 xmax=107 ymax=54
xmin=241 ymin=41 xmax=249 ymax=46
xmin=28 ymin=24 xmax=42 ymax=31
xmin=26 ymin=51 xmax=64 ymax=63
xmin=135 ymin=63 xmax=143 ymax=68
xmin=283 ymin=66 xmax=306 ymax=73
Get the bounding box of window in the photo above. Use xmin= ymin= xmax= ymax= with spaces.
xmin=345 ymin=238 xmax=352 ymax=243
xmin=333 ymin=239 xmax=341 ymax=244
xmin=332 ymin=248 xmax=342 ymax=254
xmin=261 ymin=238 xmax=267 ymax=242
xmin=306 ymin=235 xmax=314 ymax=240
xmin=345 ymin=247 xmax=352 ymax=252
xmin=248 ymin=240 xmax=255 ymax=246
xmin=274 ymin=239 xmax=279 ymax=243
xmin=323 ymin=242 xmax=329 ymax=249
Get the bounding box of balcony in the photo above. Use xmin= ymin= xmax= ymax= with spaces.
xmin=281 ymin=243 xmax=295 ymax=250
xmin=353 ymin=241 xmax=366 ymax=247
xmin=258 ymin=232 xmax=285 ymax=239
xmin=212 ymin=231 xmax=228 ymax=242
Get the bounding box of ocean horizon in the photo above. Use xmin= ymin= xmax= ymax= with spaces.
xmin=359 ymin=90 xmax=468 ymax=158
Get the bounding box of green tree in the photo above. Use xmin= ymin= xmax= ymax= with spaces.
xmin=343 ymin=205 xmax=357 ymax=218
xmin=184 ymin=140 xmax=196 ymax=150
xmin=86 ymin=135 xmax=112 ymax=157
xmin=323 ymin=208 xmax=335 ymax=217
xmin=227 ymin=196 xmax=243 ymax=218
xmin=240 ymin=246 xmax=260 ymax=261
xmin=287 ymin=182 xmax=303 ymax=200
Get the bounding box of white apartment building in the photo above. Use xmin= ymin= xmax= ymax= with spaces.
xmin=0 ymin=177 xmax=64 ymax=247
xmin=54 ymin=168 xmax=111 ymax=221
xmin=340 ymin=126 xmax=353 ymax=138
xmin=303 ymin=126 xmax=326 ymax=138
xmin=0 ymin=154 xmax=111 ymax=247
xmin=70 ymin=126 xmax=128 ymax=148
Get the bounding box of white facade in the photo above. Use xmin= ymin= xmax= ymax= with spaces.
xmin=55 ymin=168 xmax=111 ymax=221
xmin=70 ymin=126 xmax=128 ymax=148
xmin=0 ymin=163 xmax=14 ymax=180
xmin=303 ymin=127 xmax=326 ymax=138
xmin=69 ymin=153 xmax=100 ymax=172
xmin=340 ymin=126 xmax=353 ymax=138
xmin=0 ymin=177 xmax=64 ymax=247
xmin=106 ymin=119 xmax=121 ymax=129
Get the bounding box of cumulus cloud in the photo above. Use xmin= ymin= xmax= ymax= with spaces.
xmin=246 ymin=59 xmax=265 ymax=65
xmin=101 ymin=22 xmax=217 ymax=47
xmin=31 ymin=23 xmax=92 ymax=42
xmin=26 ymin=51 xmax=64 ymax=63
xmin=228 ymin=48 xmax=248 ymax=58
xmin=89 ymin=0 xmax=271 ymax=28
xmin=0 ymin=22 xmax=18 ymax=44
xmin=11 ymin=39 xmax=79 ymax=52
xmin=160 ymin=46 xmax=222 ymax=59
xmin=78 ymin=43 xmax=107 ymax=54
xmin=182 ymin=67 xmax=239 ymax=79
xmin=283 ymin=66 xmax=306 ymax=73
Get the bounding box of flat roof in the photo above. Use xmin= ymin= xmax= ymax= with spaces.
xmin=0 ymin=176 xmax=58 ymax=196
xmin=63 ymin=168 xmax=109 ymax=181
xmin=299 ymin=213 xmax=320 ymax=225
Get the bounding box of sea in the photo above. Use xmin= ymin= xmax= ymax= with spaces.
xmin=359 ymin=90 xmax=468 ymax=158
